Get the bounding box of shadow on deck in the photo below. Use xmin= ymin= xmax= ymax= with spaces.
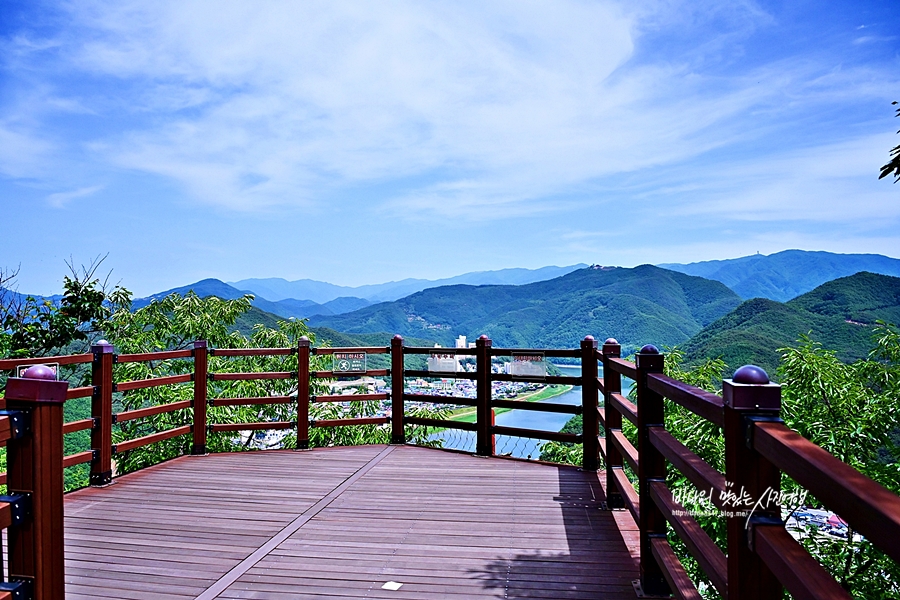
xmin=64 ymin=445 xmax=638 ymax=599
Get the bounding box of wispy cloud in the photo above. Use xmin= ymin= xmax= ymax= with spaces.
xmin=46 ymin=185 xmax=104 ymax=208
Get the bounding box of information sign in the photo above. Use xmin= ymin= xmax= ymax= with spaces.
xmin=333 ymin=352 xmax=367 ymax=374
xmin=427 ymin=352 xmax=458 ymax=372
xmin=17 ymin=363 xmax=59 ymax=380
xmin=510 ymin=353 xmax=547 ymax=377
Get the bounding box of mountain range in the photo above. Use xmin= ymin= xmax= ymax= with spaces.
xmin=681 ymin=272 xmax=900 ymax=375
xmin=660 ymin=250 xmax=900 ymax=302
xmin=308 ymin=265 xmax=742 ymax=355
xmin=229 ymin=264 xmax=588 ymax=303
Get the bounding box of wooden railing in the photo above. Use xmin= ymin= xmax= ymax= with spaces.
xmin=599 ymin=340 xmax=900 ymax=599
xmin=1 ymin=334 xmax=900 ymax=598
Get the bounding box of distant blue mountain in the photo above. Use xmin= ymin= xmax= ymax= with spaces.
xmin=230 ymin=264 xmax=588 ymax=303
xmin=130 ymin=279 xmax=370 ymax=319
xmin=659 ymin=250 xmax=900 ymax=302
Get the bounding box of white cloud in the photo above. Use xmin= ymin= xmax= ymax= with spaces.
xmin=46 ymin=185 xmax=104 ymax=208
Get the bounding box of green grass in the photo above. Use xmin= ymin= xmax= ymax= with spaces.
xmin=447 ymin=384 xmax=573 ymax=423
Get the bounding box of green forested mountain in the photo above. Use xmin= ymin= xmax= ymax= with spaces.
xmin=308 ymin=265 xmax=741 ymax=355
xmin=660 ymin=250 xmax=900 ymax=302
xmin=682 ymin=272 xmax=900 ymax=375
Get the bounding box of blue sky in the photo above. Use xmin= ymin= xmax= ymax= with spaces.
xmin=1 ymin=0 xmax=898 ymax=297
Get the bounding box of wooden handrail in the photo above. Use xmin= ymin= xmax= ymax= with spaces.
xmin=753 ymin=420 xmax=900 ymax=563
xmin=647 ymin=373 xmax=725 ymax=427
xmin=117 ymin=373 xmax=192 ymax=391
xmin=117 ymin=349 xmax=193 ymax=363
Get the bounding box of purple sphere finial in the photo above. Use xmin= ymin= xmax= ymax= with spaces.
xmin=479 ymin=334 xmax=488 ymax=340
xmin=393 ymin=334 xmax=403 ymax=341
xmin=22 ymin=364 xmax=56 ymax=380
xmin=96 ymin=339 xmax=111 ymax=346
xmin=733 ymin=365 xmax=769 ymax=384
xmin=604 ymin=338 xmax=618 ymax=345
xmin=640 ymin=344 xmax=659 ymax=354
xmin=583 ymin=335 xmax=594 ymax=341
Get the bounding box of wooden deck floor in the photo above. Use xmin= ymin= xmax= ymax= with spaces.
xmin=64 ymin=445 xmax=639 ymax=599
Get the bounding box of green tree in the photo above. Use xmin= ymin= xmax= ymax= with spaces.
xmin=880 ymin=101 xmax=900 ymax=183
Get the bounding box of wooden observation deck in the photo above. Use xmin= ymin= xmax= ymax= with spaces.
xmin=64 ymin=445 xmax=639 ymax=599
xmin=1 ymin=335 xmax=899 ymax=599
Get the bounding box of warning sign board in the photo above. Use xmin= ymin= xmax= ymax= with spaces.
xmin=333 ymin=352 xmax=367 ymax=374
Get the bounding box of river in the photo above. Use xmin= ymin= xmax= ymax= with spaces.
xmin=426 ymin=364 xmax=583 ymax=459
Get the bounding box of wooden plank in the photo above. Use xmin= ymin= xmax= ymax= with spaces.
xmin=312 ymin=417 xmax=389 ymax=428
xmin=313 ymin=393 xmax=389 ymax=403
xmin=66 ymin=386 xmax=94 ymax=400
xmin=606 ymin=357 xmax=636 ymax=380
xmin=210 ymin=396 xmax=293 ymax=407
xmin=609 ymin=430 xmax=638 ymax=473
xmin=492 ymin=425 xmax=580 ymax=444
xmin=754 ymin=421 xmax=900 ymax=564
xmin=650 ymin=537 xmax=702 ymax=600
xmin=211 ymin=348 xmax=294 ymax=357
xmin=312 ymin=347 xmax=389 ymax=355
xmin=116 ymin=400 xmax=192 ymax=423
xmin=404 ymin=417 xmax=477 ymax=431
xmin=116 ymin=349 xmax=193 ymax=363
xmin=402 ymin=393 xmax=477 ymax=407
xmin=209 ymin=422 xmax=294 ymax=433
xmin=61 ymin=445 xmax=641 ymax=599
xmin=754 ymin=525 xmax=852 ymax=600
xmin=114 ymin=425 xmax=192 ymax=453
xmin=648 ymin=480 xmax=727 ymax=595
xmin=611 ymin=467 xmax=640 ymax=524
xmin=649 ymin=427 xmax=726 ymax=508
xmin=64 ymin=451 xmax=94 ymax=468
xmin=609 ymin=393 xmax=637 ymax=425
xmin=117 ymin=373 xmax=192 ymax=392
xmin=491 ymin=399 xmax=580 ymax=414
xmin=648 ymin=373 xmax=724 ymax=427
xmin=211 ymin=372 xmax=293 ymax=381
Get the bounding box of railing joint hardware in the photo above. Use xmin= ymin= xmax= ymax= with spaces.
xmin=0 ymin=492 xmax=32 ymax=526
xmin=112 ymin=354 xmax=119 ymax=364
xmin=111 ymin=413 xmax=118 ymax=424
xmin=746 ymin=514 xmax=784 ymax=552
xmin=743 ymin=414 xmax=784 ymax=450
xmin=0 ymin=577 xmax=34 ymax=599
xmin=0 ymin=410 xmax=30 ymax=439
xmin=208 ymin=348 xmax=216 ymax=356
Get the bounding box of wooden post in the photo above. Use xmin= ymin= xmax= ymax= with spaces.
xmin=475 ymin=335 xmax=493 ymax=456
xmin=602 ymin=338 xmax=623 ymax=508
xmin=5 ymin=366 xmax=67 ymax=599
xmin=297 ymin=336 xmax=311 ymax=450
xmin=90 ymin=341 xmax=114 ymax=486
xmin=192 ymin=340 xmax=208 ymax=455
xmin=581 ymin=336 xmax=599 ymax=471
xmin=724 ymin=365 xmax=783 ymax=600
xmin=635 ymin=344 xmax=669 ymax=597
xmin=391 ymin=335 xmax=405 ymax=444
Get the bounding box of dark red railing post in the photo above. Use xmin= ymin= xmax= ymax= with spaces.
xmin=391 ymin=335 xmax=405 ymax=444
xmin=581 ymin=336 xmax=599 ymax=471
xmin=724 ymin=365 xmax=783 ymax=600
xmin=297 ymin=336 xmax=311 ymax=450
xmin=90 ymin=341 xmax=114 ymax=486
xmin=601 ymin=338 xmax=624 ymax=508
xmin=475 ymin=335 xmax=493 ymax=456
xmin=635 ymin=344 xmax=669 ymax=597
xmin=192 ymin=340 xmax=208 ymax=455
xmin=6 ymin=366 xmax=67 ymax=599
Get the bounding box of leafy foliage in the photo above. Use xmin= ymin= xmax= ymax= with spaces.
xmin=880 ymin=101 xmax=900 ymax=183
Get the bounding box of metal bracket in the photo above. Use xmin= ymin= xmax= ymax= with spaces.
xmin=0 ymin=410 xmax=30 ymax=439
xmin=207 ymin=374 xmax=215 ymax=381
xmin=747 ymin=514 xmax=784 ymax=552
xmin=290 ymin=371 xmax=298 ymax=378
xmin=110 ymin=444 xmax=118 ymax=454
xmin=0 ymin=578 xmax=33 ymax=599
xmin=208 ymin=348 xmax=216 ymax=356
xmin=110 ymin=413 xmax=119 ymax=425
xmin=112 ymin=354 xmax=119 ymax=364
xmin=309 ymin=395 xmax=317 ymax=403
xmin=91 ymin=449 xmax=99 ymax=462
xmin=290 ymin=347 xmax=298 ymax=355
xmin=743 ymin=414 xmax=784 ymax=450
xmin=91 ymin=416 xmax=101 ymax=430
xmin=309 ymin=347 xmax=317 ymax=355
xmin=0 ymin=493 xmax=32 ymax=526
xmin=190 ymin=373 xmax=195 ymax=381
